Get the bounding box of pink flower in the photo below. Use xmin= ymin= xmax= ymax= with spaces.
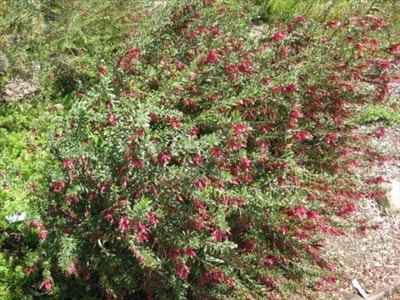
xmin=213 ymin=229 xmax=226 ymax=241
xmin=169 ymin=249 xmax=180 ymax=262
xmin=157 ymin=151 xmax=172 ymax=165
xmin=185 ymin=248 xmax=197 ymax=257
xmin=282 ymin=83 xmax=298 ymax=94
xmin=98 ymin=66 xmax=107 ymax=76
xmin=355 ymin=43 xmax=366 ymax=51
xmin=176 ymin=60 xmax=187 ymax=70
xmin=294 ymin=16 xmax=305 ymax=24
xmin=289 ymin=109 xmax=303 ymax=120
xmin=39 ymin=229 xmax=48 ymax=240
xmin=193 ymin=179 xmax=209 ymax=190
xmin=287 ymin=206 xmax=307 ymax=218
xmin=119 ymin=216 xmax=131 ymax=233
xmin=29 ymin=219 xmax=42 ymax=229
xmin=202 ymin=49 xmax=219 ymax=65
xmin=210 ymin=146 xmax=224 ymax=158
xmin=191 ymin=127 xmax=200 ymax=136
xmin=260 ymin=124 xmax=273 ymax=133
xmin=233 ymin=124 xmax=249 ymax=135
xmin=241 ymin=157 xmax=252 ymax=170
xmin=135 ymin=221 xmax=148 ymax=242
xmin=146 ymin=212 xmax=159 ymax=226
xmin=62 ymin=159 xmax=74 ymax=170
xmin=25 ymin=265 xmax=36 ymax=276
xmin=306 ymin=210 xmax=320 ymax=220
xmin=127 ymin=48 xmax=140 ymax=60
xmin=166 ymin=117 xmax=181 ymax=129
xmin=193 ymin=153 xmax=202 ymax=166
xmin=102 ymin=208 xmax=116 ymax=224
xmin=375 ymin=127 xmax=386 ymax=138
xmin=242 ymin=240 xmax=257 ymax=252
xmin=293 ymin=130 xmax=313 ymax=142
xmin=40 ymin=279 xmax=53 ymax=291
xmin=324 ymin=132 xmax=337 ymax=145
xmin=323 ymin=275 xmax=337 ymax=284
xmin=51 ymin=181 xmax=65 ymax=193
xmin=272 ymin=31 xmax=287 ymax=43
xmin=326 ymin=20 xmax=341 ymax=29
xmin=379 ymin=60 xmax=393 ymax=70
xmin=317 ymin=226 xmax=345 ymax=236
xmin=389 ymin=43 xmax=400 ymax=55
xmin=108 ymin=113 xmax=117 ymax=126
xmin=295 ymin=229 xmax=310 ymax=239
xmin=176 ymin=263 xmax=190 ymax=280
xmin=263 ymin=255 xmax=279 ymax=266
xmin=67 ymin=260 xmax=80 ymax=277
xmin=261 ymin=75 xmax=272 ymax=85
xmin=336 ymin=204 xmax=357 ymax=217
xmin=210 ymin=26 xmax=222 ymax=36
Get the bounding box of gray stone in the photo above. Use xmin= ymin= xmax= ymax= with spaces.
xmin=1 ymin=77 xmax=39 ymax=102
xmin=378 ymin=180 xmax=400 ymax=213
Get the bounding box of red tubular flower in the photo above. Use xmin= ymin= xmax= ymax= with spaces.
xmin=51 ymin=181 xmax=65 ymax=193
xmin=193 ymin=153 xmax=202 ymax=166
xmin=40 ymin=279 xmax=54 ymax=291
xmin=135 ymin=221 xmax=149 ymax=242
xmin=190 ymin=127 xmax=200 ymax=136
xmin=375 ymin=127 xmax=386 ymax=138
xmin=233 ymin=124 xmax=249 ymax=135
xmin=146 ymin=212 xmax=159 ymax=226
xmin=261 ymin=75 xmax=272 ymax=85
xmin=39 ymin=229 xmax=48 ymax=240
xmin=272 ymin=31 xmax=287 ymax=43
xmin=62 ymin=159 xmax=74 ymax=170
xmin=119 ymin=216 xmax=131 ymax=233
xmin=324 ymin=132 xmax=337 ymax=145
xmin=127 ymin=48 xmax=140 ymax=60
xmin=389 ymin=43 xmax=400 ymax=55
xmin=166 ymin=117 xmax=182 ymax=129
xmin=289 ymin=109 xmax=304 ymax=120
xmin=202 ymin=49 xmax=219 ymax=65
xmin=282 ymin=83 xmax=298 ymax=94
xmin=263 ymin=255 xmax=280 ymax=267
xmin=185 ymin=248 xmax=197 ymax=257
xmin=287 ymin=206 xmax=307 ymax=218
xmin=98 ymin=66 xmax=108 ymax=76
xmin=293 ymin=131 xmax=313 ymax=142
xmin=108 ymin=113 xmax=117 ymax=126
xmin=212 ymin=229 xmax=226 ymax=241
xmin=157 ymin=151 xmax=172 ymax=165
xmin=176 ymin=263 xmax=190 ymax=280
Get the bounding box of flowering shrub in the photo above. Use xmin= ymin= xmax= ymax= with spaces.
xmin=31 ymin=1 xmax=398 ymax=299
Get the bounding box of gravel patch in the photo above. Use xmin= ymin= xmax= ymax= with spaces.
xmin=321 ymin=125 xmax=400 ymax=299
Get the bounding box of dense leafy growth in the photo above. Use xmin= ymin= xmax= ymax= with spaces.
xmin=0 ymin=0 xmax=399 ymax=299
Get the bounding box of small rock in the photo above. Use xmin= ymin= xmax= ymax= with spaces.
xmin=378 ymin=180 xmax=400 ymax=213
xmin=250 ymin=25 xmax=268 ymax=41
xmin=1 ymin=77 xmax=39 ymax=102
xmin=5 ymin=212 xmax=27 ymax=223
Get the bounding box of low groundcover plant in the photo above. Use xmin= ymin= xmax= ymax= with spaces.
xmin=25 ymin=1 xmax=398 ymax=299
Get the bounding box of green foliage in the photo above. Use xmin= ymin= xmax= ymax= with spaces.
xmin=0 ymin=0 xmax=398 ymax=298
xmin=358 ymin=103 xmax=400 ymax=126
xmin=29 ymin=1 xmax=397 ymax=299
xmin=0 ymin=0 xmax=146 ymax=97
xmin=252 ymin=0 xmax=382 ymax=22
xmin=0 ymin=101 xmax=61 ymax=299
